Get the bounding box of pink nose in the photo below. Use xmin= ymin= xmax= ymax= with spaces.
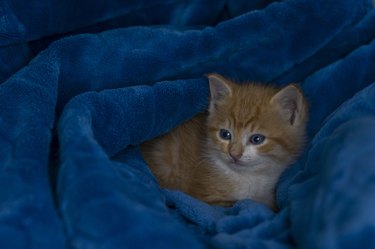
xmin=229 ymin=152 xmax=242 ymax=162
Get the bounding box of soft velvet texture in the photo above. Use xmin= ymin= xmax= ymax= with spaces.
xmin=0 ymin=0 xmax=375 ymax=248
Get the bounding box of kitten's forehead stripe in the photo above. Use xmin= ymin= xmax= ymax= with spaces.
xmin=229 ymin=111 xmax=236 ymax=126
xmin=244 ymin=117 xmax=256 ymax=130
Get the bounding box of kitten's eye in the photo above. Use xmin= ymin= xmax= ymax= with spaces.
xmin=249 ymin=134 xmax=265 ymax=145
xmin=219 ymin=129 xmax=232 ymax=140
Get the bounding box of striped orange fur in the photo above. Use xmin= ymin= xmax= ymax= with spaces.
xmin=141 ymin=74 xmax=308 ymax=210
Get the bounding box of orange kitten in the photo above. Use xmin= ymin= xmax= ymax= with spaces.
xmin=141 ymin=74 xmax=308 ymax=210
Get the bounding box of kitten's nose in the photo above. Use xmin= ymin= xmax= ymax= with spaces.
xmin=229 ymin=152 xmax=242 ymax=162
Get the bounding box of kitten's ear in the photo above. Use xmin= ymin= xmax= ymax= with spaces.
xmin=270 ymin=84 xmax=305 ymax=126
xmin=207 ymin=73 xmax=232 ymax=100
xmin=207 ymin=73 xmax=232 ymax=112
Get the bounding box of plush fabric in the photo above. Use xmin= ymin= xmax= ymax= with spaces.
xmin=0 ymin=0 xmax=375 ymax=248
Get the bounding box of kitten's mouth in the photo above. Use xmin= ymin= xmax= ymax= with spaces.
xmin=226 ymin=157 xmax=260 ymax=170
xmin=228 ymin=158 xmax=247 ymax=167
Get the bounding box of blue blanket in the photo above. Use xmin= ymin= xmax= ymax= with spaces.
xmin=1 ymin=0 xmax=375 ymax=248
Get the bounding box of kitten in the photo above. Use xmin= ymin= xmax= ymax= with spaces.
xmin=141 ymin=74 xmax=308 ymax=210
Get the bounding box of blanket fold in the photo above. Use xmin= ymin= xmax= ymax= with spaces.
xmin=57 ymin=80 xmax=209 ymax=248
xmin=0 ymin=0 xmax=375 ymax=248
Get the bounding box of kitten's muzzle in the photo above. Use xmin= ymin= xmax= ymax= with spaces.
xmin=229 ymin=152 xmax=243 ymax=163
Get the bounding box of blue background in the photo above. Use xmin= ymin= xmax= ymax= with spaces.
xmin=0 ymin=0 xmax=375 ymax=248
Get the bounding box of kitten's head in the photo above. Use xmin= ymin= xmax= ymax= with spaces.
xmin=206 ymin=73 xmax=308 ymax=172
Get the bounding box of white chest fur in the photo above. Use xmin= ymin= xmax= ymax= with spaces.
xmin=214 ymin=159 xmax=285 ymax=207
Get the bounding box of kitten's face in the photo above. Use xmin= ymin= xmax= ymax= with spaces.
xmin=206 ymin=74 xmax=307 ymax=172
